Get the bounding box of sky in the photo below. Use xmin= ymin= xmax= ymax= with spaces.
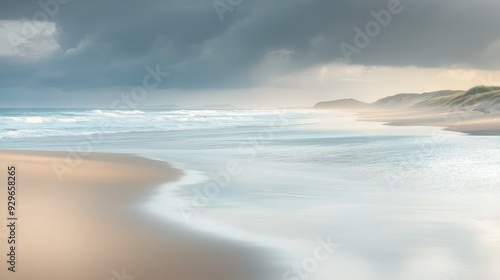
xmin=0 ymin=0 xmax=500 ymax=108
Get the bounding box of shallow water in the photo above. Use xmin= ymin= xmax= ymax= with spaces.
xmin=2 ymin=109 xmax=499 ymax=280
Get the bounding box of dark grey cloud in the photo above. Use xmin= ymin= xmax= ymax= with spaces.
xmin=1 ymin=0 xmax=500 ymax=93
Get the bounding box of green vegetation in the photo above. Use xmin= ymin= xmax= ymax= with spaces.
xmin=315 ymin=85 xmax=500 ymax=111
xmin=464 ymin=85 xmax=500 ymax=97
xmin=409 ymin=86 xmax=500 ymax=110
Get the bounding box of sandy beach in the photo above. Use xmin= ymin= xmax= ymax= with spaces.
xmin=0 ymin=150 xmax=279 ymax=280
xmin=357 ymin=109 xmax=500 ymax=135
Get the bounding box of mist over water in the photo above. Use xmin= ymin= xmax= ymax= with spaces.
xmin=1 ymin=109 xmax=499 ymax=280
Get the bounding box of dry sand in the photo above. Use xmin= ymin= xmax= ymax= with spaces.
xmin=357 ymin=109 xmax=500 ymax=135
xmin=0 ymin=151 xmax=280 ymax=280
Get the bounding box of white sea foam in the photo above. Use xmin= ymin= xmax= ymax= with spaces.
xmin=0 ymin=109 xmax=296 ymax=139
xmin=2 ymin=109 xmax=500 ymax=280
xmin=5 ymin=116 xmax=50 ymax=124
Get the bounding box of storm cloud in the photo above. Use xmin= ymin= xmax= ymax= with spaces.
xmin=0 ymin=0 xmax=499 ymax=102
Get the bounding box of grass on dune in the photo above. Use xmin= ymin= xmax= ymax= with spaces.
xmin=413 ymin=86 xmax=500 ymax=108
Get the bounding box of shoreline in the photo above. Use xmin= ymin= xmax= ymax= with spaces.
xmin=355 ymin=109 xmax=500 ymax=136
xmin=0 ymin=150 xmax=281 ymax=280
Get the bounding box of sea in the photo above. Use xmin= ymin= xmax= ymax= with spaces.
xmin=1 ymin=108 xmax=499 ymax=280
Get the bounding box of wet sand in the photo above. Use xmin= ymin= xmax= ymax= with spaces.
xmin=357 ymin=109 xmax=500 ymax=135
xmin=0 ymin=150 xmax=280 ymax=280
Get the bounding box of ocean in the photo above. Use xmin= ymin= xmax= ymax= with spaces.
xmin=1 ymin=108 xmax=499 ymax=280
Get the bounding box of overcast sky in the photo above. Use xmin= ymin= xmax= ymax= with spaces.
xmin=1 ymin=0 xmax=500 ymax=108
